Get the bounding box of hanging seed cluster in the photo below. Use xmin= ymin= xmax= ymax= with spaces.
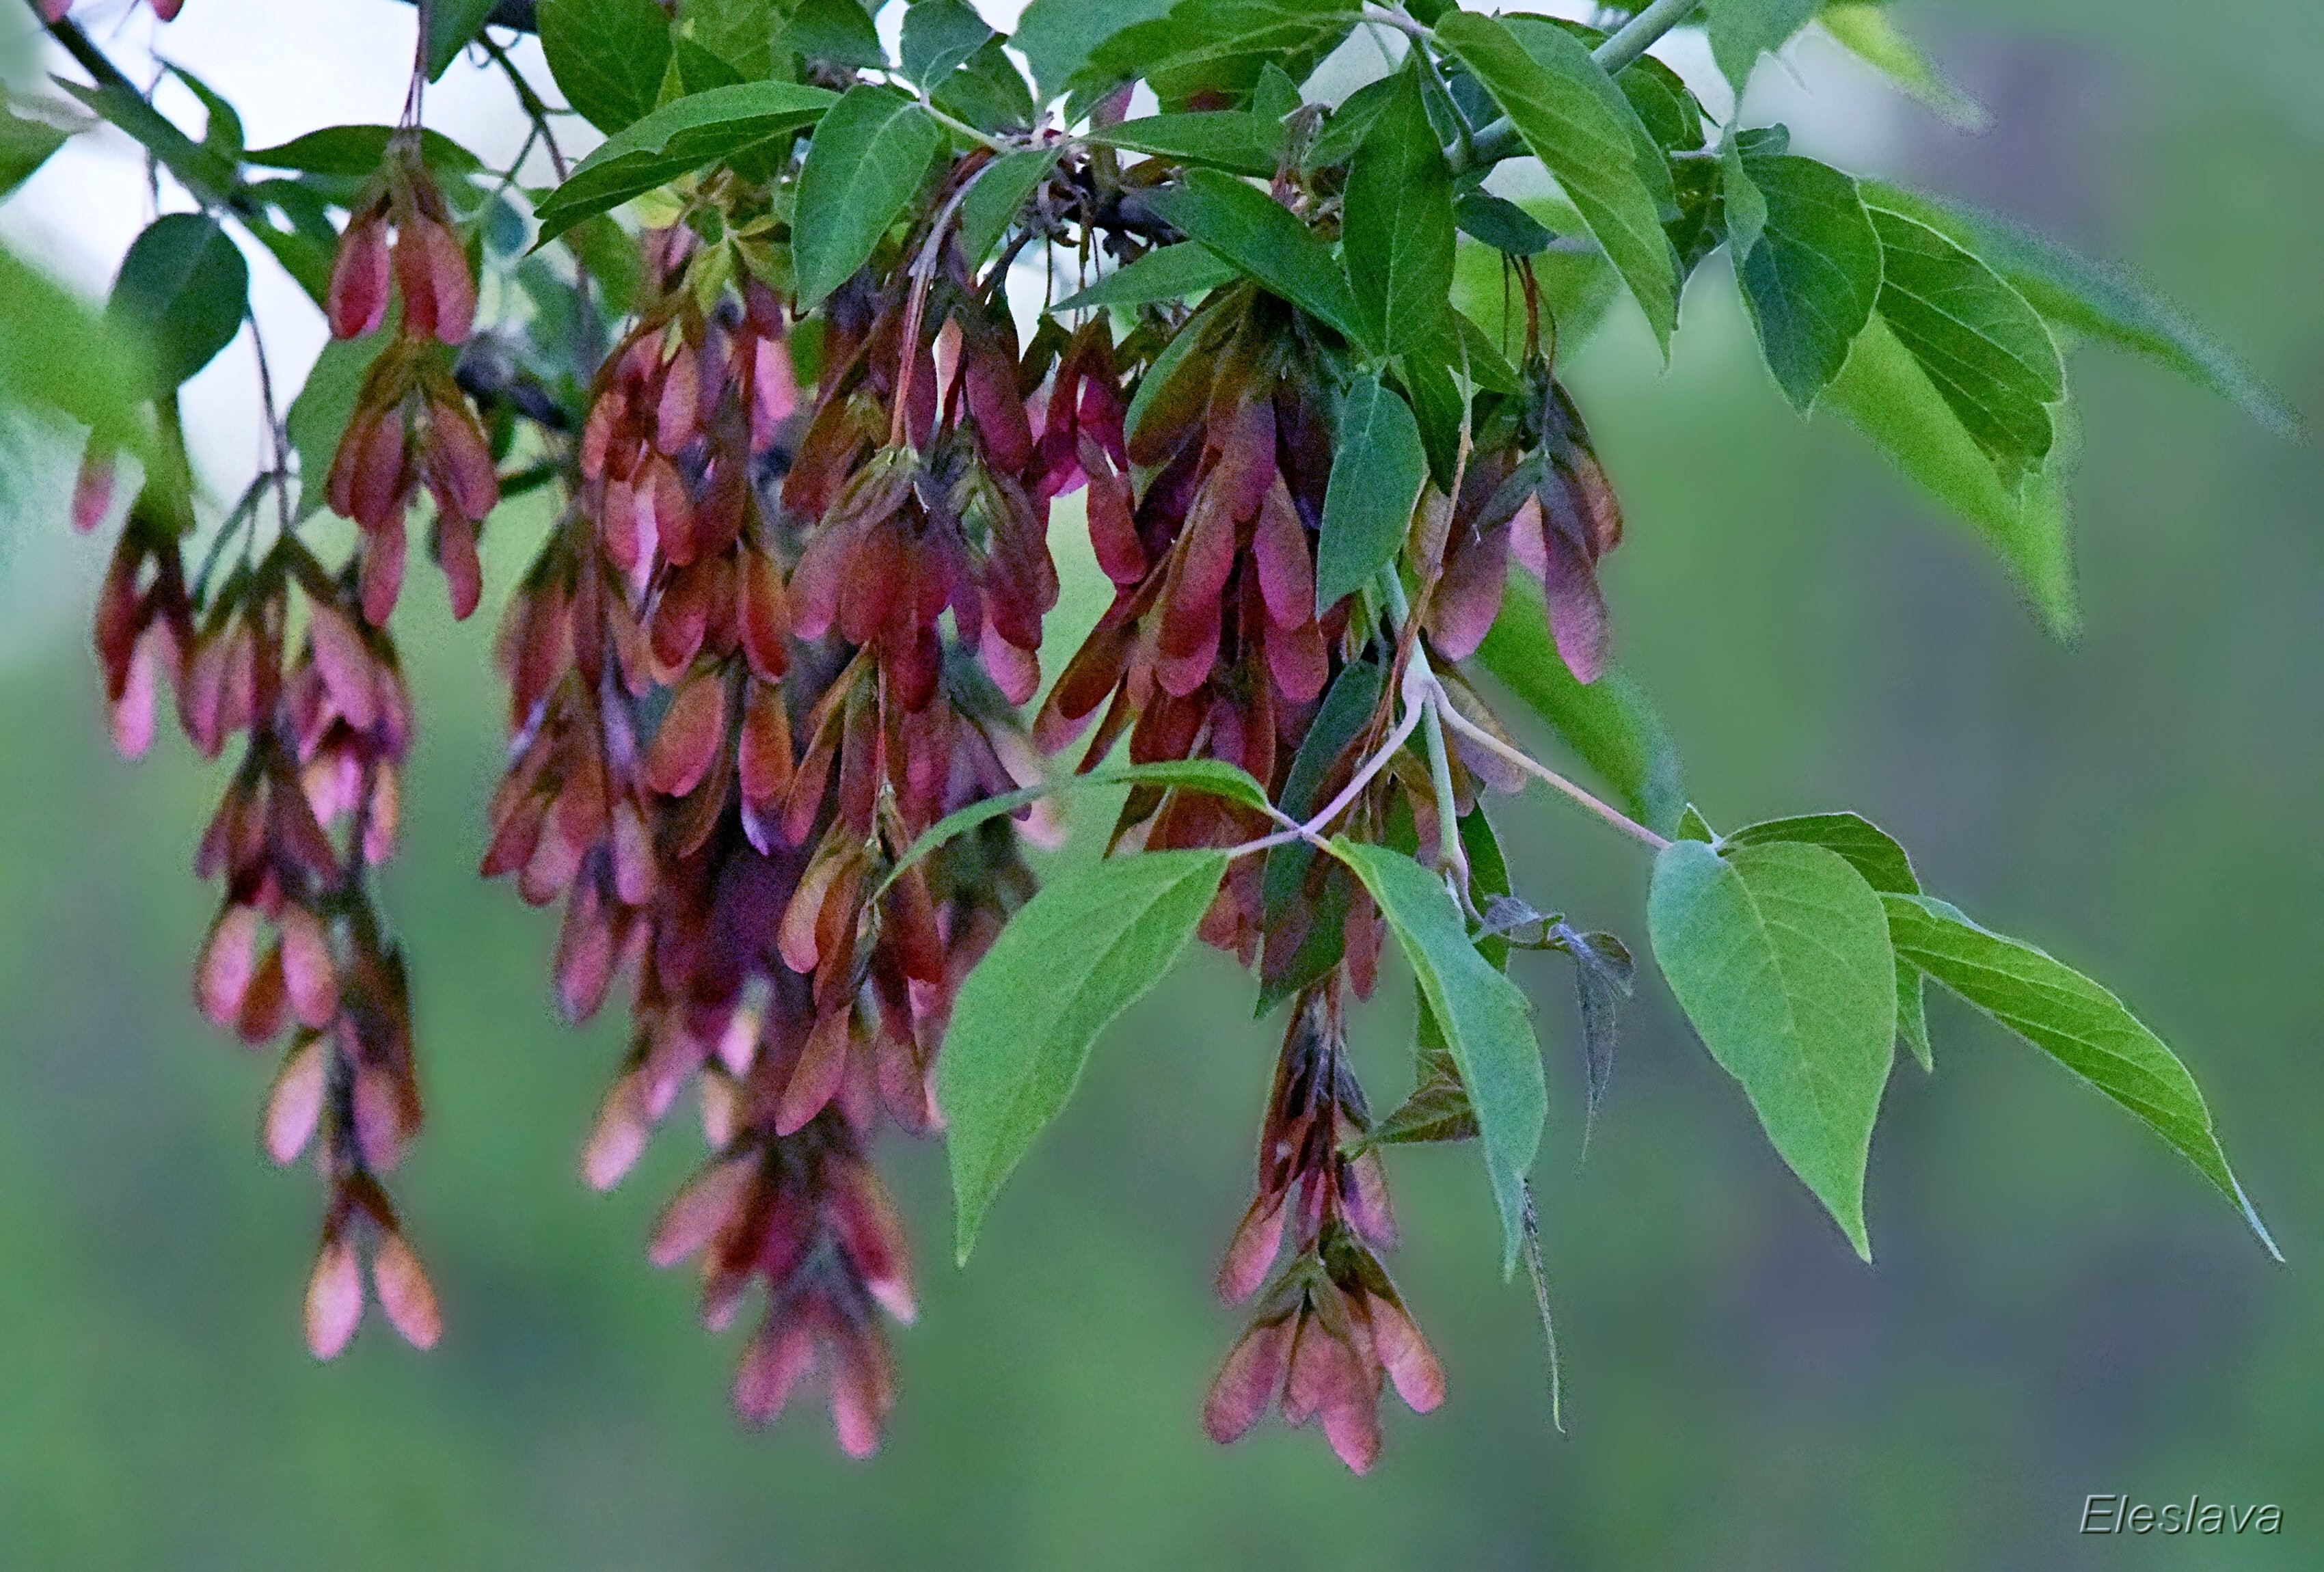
xmin=83 ymin=118 xmax=1624 ymax=1471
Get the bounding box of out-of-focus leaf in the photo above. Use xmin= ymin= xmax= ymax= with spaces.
xmin=1733 ymin=147 xmax=1881 ymax=411
xmin=532 ymin=80 xmax=835 ymax=244
xmin=944 ymin=850 xmax=1230 ymax=1262
xmin=792 ymin=85 xmax=940 ymax=308
xmin=427 ymin=0 xmax=503 ymax=78
xmin=0 ymin=103 xmax=72 ymax=198
xmin=245 ymin=124 xmax=483 ymax=179
xmin=0 ymin=244 xmax=148 ymax=452
xmin=1818 ymin=3 xmax=1986 ymax=129
xmin=1054 ymin=242 xmax=1237 ymax=312
xmin=1333 ymin=839 xmax=1544 ymax=1275
xmin=1473 ymin=580 xmax=1685 ymax=835
xmin=1141 ymin=168 xmax=1363 ymax=344
xmin=1862 ymin=179 xmax=2301 ymax=439
xmin=1314 ymin=374 xmax=1426 ymax=610
xmin=108 ymin=214 xmax=249 ymax=394
xmin=1649 ymin=838 xmax=1896 ymax=1259
xmin=1434 ymin=10 xmax=1678 ymax=352
xmin=286 ymin=322 xmax=393 ymax=519
xmin=1882 ymin=893 xmax=2280 ymax=1259
xmin=1823 ymin=315 xmax=2079 ymax=637
xmin=160 ymin=65 xmax=243 ymax=165
xmin=1702 ymin=0 xmax=1820 ymax=92
xmin=539 ymin=0 xmax=678 ymax=135
xmin=1344 ymin=70 xmax=1455 ymax=357
xmin=1865 ymin=202 xmax=2064 ymax=489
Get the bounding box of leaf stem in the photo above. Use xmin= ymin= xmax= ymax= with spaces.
xmin=1428 ymin=686 xmax=1671 ymax=852
xmin=1379 ymin=569 xmax=1472 ymax=898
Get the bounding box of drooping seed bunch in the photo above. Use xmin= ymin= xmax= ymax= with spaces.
xmin=1021 ymin=254 xmax=1629 ymax=1469
xmin=74 ymin=126 xmax=505 ymax=1361
xmin=323 ymin=141 xmax=498 ymax=624
xmin=482 ymin=196 xmax=1088 ymax=1450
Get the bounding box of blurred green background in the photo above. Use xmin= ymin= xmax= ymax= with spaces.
xmin=2 ymin=2 xmax=2319 ymax=1566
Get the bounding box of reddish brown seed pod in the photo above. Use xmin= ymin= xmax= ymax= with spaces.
xmin=643 ymin=669 xmax=729 ymax=798
xmin=370 ymin=1230 xmax=442 ymax=1349
xmin=326 ymin=215 xmax=392 ymax=340
xmin=305 ymin=1232 xmax=364 ymax=1361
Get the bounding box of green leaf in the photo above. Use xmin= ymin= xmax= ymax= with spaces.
xmin=1454 ymin=189 xmax=1553 ymax=256
xmin=1343 ymin=70 xmax=1455 ymax=357
xmin=900 ymin=0 xmax=996 ymax=90
xmin=1089 ymin=112 xmax=1282 ymax=178
xmin=882 ymin=759 xmax=1269 ymax=896
xmin=1675 ymin=804 xmax=1716 ymax=843
xmin=1719 ymin=129 xmax=1767 ymax=260
xmin=1302 ymin=72 xmax=1398 ymax=171
xmin=532 ymin=79 xmax=836 ymax=245
xmin=1723 ymin=810 xmax=1930 ymax=1070
xmin=1823 ymin=315 xmax=2078 ymax=636
xmin=781 ymin=0 xmax=887 ymax=70
xmin=243 ymin=124 xmax=483 ymax=179
xmin=1473 ymin=578 xmax=1685 ymax=835
xmin=1014 ymin=0 xmax=1176 ymax=101
xmin=539 ymin=0 xmax=677 ymax=135
xmin=677 ymin=0 xmax=781 ymax=80
xmin=956 ymin=146 xmax=1062 ymax=271
xmin=792 ymin=85 xmax=941 ymax=309
xmin=1865 ymin=202 xmax=2064 ymax=489
xmin=107 ymin=214 xmax=248 ymax=394
xmin=1703 ymin=0 xmax=1820 ymax=92
xmin=1053 ymin=242 xmax=1238 ymax=312
xmin=1818 ymin=4 xmax=1986 ymax=130
xmin=55 ymin=76 xmax=234 ymax=206
xmin=1860 ymin=180 xmax=2300 ymax=439
xmin=1314 ymin=374 xmax=1426 ymax=611
xmin=1081 ymin=0 xmax=1359 ymax=112
xmin=161 ymin=65 xmax=244 ymax=165
xmin=1517 ymin=14 xmax=1706 ymax=153
xmin=0 ymin=244 xmax=148 ymax=452
xmin=1733 ymin=149 xmax=1882 ymax=411
xmin=1250 ymin=62 xmax=1303 ymax=126
xmin=0 ymin=104 xmax=71 ymax=199
xmin=1141 ymin=168 xmax=1364 ymax=343
xmin=1648 ymin=838 xmax=1897 ymax=1258
xmin=427 ymin=0 xmax=502 ymax=78
xmin=932 ymin=38 xmax=1038 ymax=133
xmin=1433 ymin=10 xmax=1678 ymax=351
xmin=1882 ymin=893 xmax=2280 ymax=1259
xmin=944 ymin=850 xmax=1231 ymax=1262
xmin=287 ymin=321 xmax=394 ymax=519
xmin=1551 ymin=921 xmax=1634 ymax=1139
xmin=1332 ymin=839 xmax=1544 ymax=1275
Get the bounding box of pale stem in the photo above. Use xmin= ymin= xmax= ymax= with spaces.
xmin=1427 ymin=682 xmax=1672 ymax=852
